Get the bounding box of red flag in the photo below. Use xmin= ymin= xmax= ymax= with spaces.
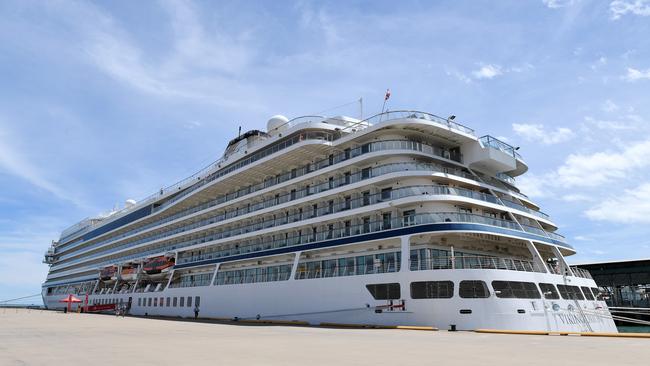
xmin=384 ymin=89 xmax=391 ymax=101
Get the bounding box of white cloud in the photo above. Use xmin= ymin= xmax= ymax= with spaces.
xmin=57 ymin=0 xmax=263 ymax=110
xmin=446 ymin=69 xmax=472 ymax=84
xmin=574 ymin=235 xmax=593 ymax=241
xmin=512 ymin=123 xmax=574 ymax=144
xmin=556 ymin=139 xmax=650 ymax=188
xmin=623 ymin=67 xmax=650 ymax=81
xmin=562 ymin=194 xmax=592 ymax=202
xmin=610 ymin=0 xmax=650 ymax=20
xmin=543 ymin=0 xmax=577 ymax=8
xmin=585 ymin=183 xmax=650 ymax=223
xmin=0 ymin=123 xmax=82 ymax=206
xmin=583 ymin=115 xmax=641 ymax=130
xmin=601 ymin=99 xmax=619 ymax=112
xmin=472 ymin=64 xmax=502 ymax=79
xmin=448 ymin=63 xmax=532 ymax=83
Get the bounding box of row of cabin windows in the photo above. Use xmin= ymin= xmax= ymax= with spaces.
xmin=365 ymin=281 xmax=603 ymax=301
xmin=136 ymin=296 xmax=201 ymax=308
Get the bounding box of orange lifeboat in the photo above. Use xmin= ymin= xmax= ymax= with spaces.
xmin=100 ymin=266 xmax=117 ymax=281
xmin=143 ymin=256 xmax=175 ymax=275
xmin=120 ymin=266 xmax=138 ymax=281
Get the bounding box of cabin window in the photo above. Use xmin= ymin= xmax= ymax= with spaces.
xmin=154 ymin=298 xmax=158 ymax=307
xmin=362 ymin=217 xmax=370 ymax=233
xmin=581 ymin=286 xmax=595 ymax=301
xmin=361 ymin=167 xmax=371 ymax=179
xmin=148 ymin=298 xmax=152 ymax=307
xmin=557 ymin=285 xmax=585 ymax=300
xmin=166 ymin=297 xmax=171 ymax=307
xmin=366 ymin=283 xmax=401 ymax=300
xmin=403 ymin=210 xmax=416 ymax=226
xmin=195 ymin=296 xmax=201 ymax=307
xmin=459 ymin=280 xmax=490 ymax=298
xmin=411 ymin=281 xmax=454 ymax=299
xmin=160 ymin=297 xmax=164 ymax=307
xmin=539 ymin=283 xmax=560 ymax=299
xmin=492 ymin=281 xmax=541 ymax=299
xmin=180 ymin=297 xmax=185 ymax=307
xmin=173 ymin=297 xmax=178 ymax=307
xmin=344 ymin=196 xmax=351 ymax=210
xmin=138 ymin=298 xmax=141 ymax=306
xmin=381 ymin=187 xmax=392 ymax=201
xmin=187 ymin=296 xmax=192 ymax=307
xmin=382 ymin=213 xmax=392 ymax=230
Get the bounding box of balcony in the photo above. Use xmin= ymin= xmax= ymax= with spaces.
xmin=464 ymin=136 xmax=518 ymax=174
xmin=46 ymin=209 xmax=571 ymax=282
xmin=54 ymin=180 xmax=559 ymax=272
xmin=55 ymin=138 xmax=466 ymax=258
xmin=359 ymin=110 xmax=476 ymax=136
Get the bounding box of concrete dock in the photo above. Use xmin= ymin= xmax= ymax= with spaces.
xmin=1 ymin=309 xmax=648 ymax=366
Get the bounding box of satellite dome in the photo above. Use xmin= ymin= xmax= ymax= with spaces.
xmin=125 ymin=199 xmax=137 ymax=207
xmin=267 ymin=115 xmax=289 ymax=135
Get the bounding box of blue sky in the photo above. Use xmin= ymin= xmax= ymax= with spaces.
xmin=1 ymin=0 xmax=650 ymax=304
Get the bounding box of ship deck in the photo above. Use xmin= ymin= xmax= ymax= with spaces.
xmin=1 ymin=308 xmax=647 ymax=365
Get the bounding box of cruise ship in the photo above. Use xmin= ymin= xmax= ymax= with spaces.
xmin=42 ymin=110 xmax=616 ymax=332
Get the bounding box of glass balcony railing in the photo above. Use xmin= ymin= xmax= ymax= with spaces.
xmin=411 ymin=255 xmax=545 ymax=273
xmin=47 ymin=209 xmax=569 ymax=281
xmin=359 ymin=110 xmax=475 ymax=136
xmin=479 ymin=135 xmax=517 ymax=158
xmin=51 ymin=173 xmax=557 ymax=273
xmin=500 ymin=197 xmax=550 ymax=220
xmin=56 ymin=130 xmax=335 ymax=247
xmin=56 ymin=139 xmax=466 ymax=257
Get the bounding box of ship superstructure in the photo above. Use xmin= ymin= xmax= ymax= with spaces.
xmin=42 ymin=111 xmax=615 ymax=331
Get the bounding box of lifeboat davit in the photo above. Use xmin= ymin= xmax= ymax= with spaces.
xmin=143 ymin=256 xmax=175 ymax=275
xmin=100 ymin=266 xmax=117 ymax=281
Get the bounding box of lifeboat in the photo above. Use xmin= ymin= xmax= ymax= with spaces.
xmin=143 ymin=256 xmax=175 ymax=275
xmin=99 ymin=266 xmax=117 ymax=281
xmin=120 ymin=266 xmax=138 ymax=281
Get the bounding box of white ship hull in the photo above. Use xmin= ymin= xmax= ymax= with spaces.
xmin=43 ymin=254 xmax=616 ymax=332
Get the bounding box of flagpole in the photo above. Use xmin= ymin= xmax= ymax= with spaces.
xmin=380 ymin=89 xmax=390 ymax=122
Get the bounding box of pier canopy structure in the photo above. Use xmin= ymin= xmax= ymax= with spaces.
xmin=577 ymin=259 xmax=650 ymax=308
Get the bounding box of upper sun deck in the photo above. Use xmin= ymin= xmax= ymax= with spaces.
xmin=52 ymin=110 xmax=527 ymax=251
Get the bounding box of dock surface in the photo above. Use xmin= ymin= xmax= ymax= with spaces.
xmin=1 ymin=309 xmax=648 ymax=365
